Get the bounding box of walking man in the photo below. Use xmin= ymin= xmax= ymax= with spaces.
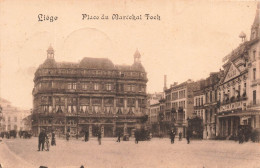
xmin=38 ymin=129 xmax=47 ymax=151
xmin=51 ymin=131 xmax=56 ymax=146
xmin=116 ymin=132 xmax=121 ymax=142
xmin=97 ymin=131 xmax=101 ymax=145
xmin=186 ymin=129 xmax=192 ymax=144
xmin=135 ymin=130 xmax=139 ymax=144
xmin=85 ymin=130 xmax=89 ymax=142
xmin=170 ymin=130 xmax=176 ymax=144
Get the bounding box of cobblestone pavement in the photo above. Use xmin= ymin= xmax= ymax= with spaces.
xmin=1 ymin=137 xmax=260 ymax=168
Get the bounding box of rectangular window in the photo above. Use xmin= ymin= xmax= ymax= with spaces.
xmin=131 ymin=85 xmax=135 ymax=92
xmin=253 ymin=50 xmax=256 ymax=61
xmin=106 ymin=84 xmax=112 ymax=91
xmin=14 ymin=117 xmax=17 ymax=122
xmin=82 ymin=83 xmax=88 ymax=90
xmin=127 ymin=85 xmax=131 ymax=91
xmin=72 ymin=83 xmax=76 ymax=90
xmin=253 ymin=90 xmax=256 ymax=105
xmin=121 ymin=84 xmax=124 ymax=92
xmin=68 ymin=83 xmax=72 ymax=89
xmin=253 ymin=68 xmax=256 ymax=80
xmin=94 ymin=83 xmax=99 ymax=90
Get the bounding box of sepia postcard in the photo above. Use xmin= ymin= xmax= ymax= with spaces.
xmin=0 ymin=0 xmax=260 ymax=168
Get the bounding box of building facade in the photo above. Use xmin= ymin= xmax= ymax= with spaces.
xmin=164 ymin=80 xmax=200 ymax=136
xmin=32 ymin=47 xmax=148 ymax=137
xmin=217 ymin=4 xmax=260 ymax=137
xmin=0 ymin=98 xmax=31 ymax=132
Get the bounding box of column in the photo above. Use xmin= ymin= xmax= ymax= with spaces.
xmin=124 ymin=98 xmax=127 ymax=113
xmin=53 ymin=96 xmax=55 ymax=113
xmin=114 ymin=97 xmax=116 ymax=114
xmin=225 ymin=119 xmax=228 ymax=136
xmin=38 ymin=126 xmax=40 ymax=135
xmin=101 ymin=97 xmax=104 ymax=113
xmin=216 ymin=116 xmax=219 ymax=136
xmin=113 ymin=123 xmax=116 ymax=136
xmin=89 ymin=125 xmax=92 ymax=137
xmin=135 ymin=98 xmax=138 ymax=113
xmin=90 ymin=97 xmax=92 ymax=113
xmin=230 ymin=117 xmax=234 ymax=135
xmin=256 ymin=115 xmax=260 ymax=129
xmin=65 ymin=97 xmax=67 ymax=113
xmin=124 ymin=123 xmax=127 ymax=136
xmin=65 ymin=117 xmax=67 ymax=134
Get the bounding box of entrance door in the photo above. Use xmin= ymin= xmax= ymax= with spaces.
xmin=92 ymin=125 xmax=100 ymax=137
xmin=104 ymin=126 xmax=113 ymax=137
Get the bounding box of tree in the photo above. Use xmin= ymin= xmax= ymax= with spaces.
xmin=187 ymin=116 xmax=203 ymax=139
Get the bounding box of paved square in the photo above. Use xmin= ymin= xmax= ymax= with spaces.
xmin=1 ymin=137 xmax=260 ymax=168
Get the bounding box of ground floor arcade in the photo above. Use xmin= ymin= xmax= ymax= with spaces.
xmin=31 ymin=114 xmax=146 ymax=137
xmin=217 ymin=111 xmax=260 ymax=137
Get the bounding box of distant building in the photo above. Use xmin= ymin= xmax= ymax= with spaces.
xmin=32 ymin=47 xmax=148 ymax=137
xmin=147 ymin=92 xmax=164 ymax=136
xmin=194 ymin=73 xmax=222 ymax=139
xmin=164 ymin=80 xmax=200 ymax=136
xmin=0 ymin=98 xmax=31 ymax=132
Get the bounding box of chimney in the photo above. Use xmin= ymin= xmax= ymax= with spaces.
xmin=163 ymin=75 xmax=167 ymax=91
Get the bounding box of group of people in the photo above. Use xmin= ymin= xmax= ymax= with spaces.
xmin=38 ymin=129 xmax=56 ymax=151
xmin=169 ymin=129 xmax=192 ymax=144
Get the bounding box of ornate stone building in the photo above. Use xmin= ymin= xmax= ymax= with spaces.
xmin=217 ymin=3 xmax=260 ymax=137
xmin=31 ymin=47 xmax=148 ymax=137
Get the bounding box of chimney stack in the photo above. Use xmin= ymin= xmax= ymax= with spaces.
xmin=163 ymin=75 xmax=167 ymax=91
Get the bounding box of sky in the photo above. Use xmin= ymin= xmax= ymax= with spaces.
xmin=0 ymin=0 xmax=258 ymax=109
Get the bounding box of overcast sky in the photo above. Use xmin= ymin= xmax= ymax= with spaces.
xmin=0 ymin=0 xmax=258 ymax=109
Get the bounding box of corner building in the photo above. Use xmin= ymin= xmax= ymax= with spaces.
xmin=217 ymin=3 xmax=260 ymax=137
xmin=32 ymin=47 xmax=148 ymax=137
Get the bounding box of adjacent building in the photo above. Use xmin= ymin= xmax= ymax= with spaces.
xmin=217 ymin=4 xmax=260 ymax=137
xmin=32 ymin=47 xmax=148 ymax=137
xmin=164 ymin=80 xmax=200 ymax=136
xmin=0 ymin=98 xmax=31 ymax=132
xmin=147 ymin=92 xmax=163 ymax=136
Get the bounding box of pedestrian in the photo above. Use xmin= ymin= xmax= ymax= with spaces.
xmin=170 ymin=130 xmax=176 ymax=144
xmin=116 ymin=132 xmax=121 ymax=142
xmin=85 ymin=130 xmax=89 ymax=142
xmin=179 ymin=131 xmax=182 ymax=141
xmin=51 ymin=131 xmax=56 ymax=146
xmin=186 ymin=129 xmax=192 ymax=144
xmin=38 ymin=129 xmax=47 ymax=151
xmin=97 ymin=131 xmax=101 ymax=145
xmin=135 ymin=130 xmax=139 ymax=144
xmin=66 ymin=131 xmax=70 ymax=141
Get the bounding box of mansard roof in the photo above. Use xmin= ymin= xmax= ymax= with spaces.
xmin=39 ymin=58 xmax=57 ymax=68
xmin=79 ymin=57 xmax=115 ymax=69
xmin=131 ymin=62 xmax=145 ymax=72
xmin=38 ymin=55 xmax=146 ymax=72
